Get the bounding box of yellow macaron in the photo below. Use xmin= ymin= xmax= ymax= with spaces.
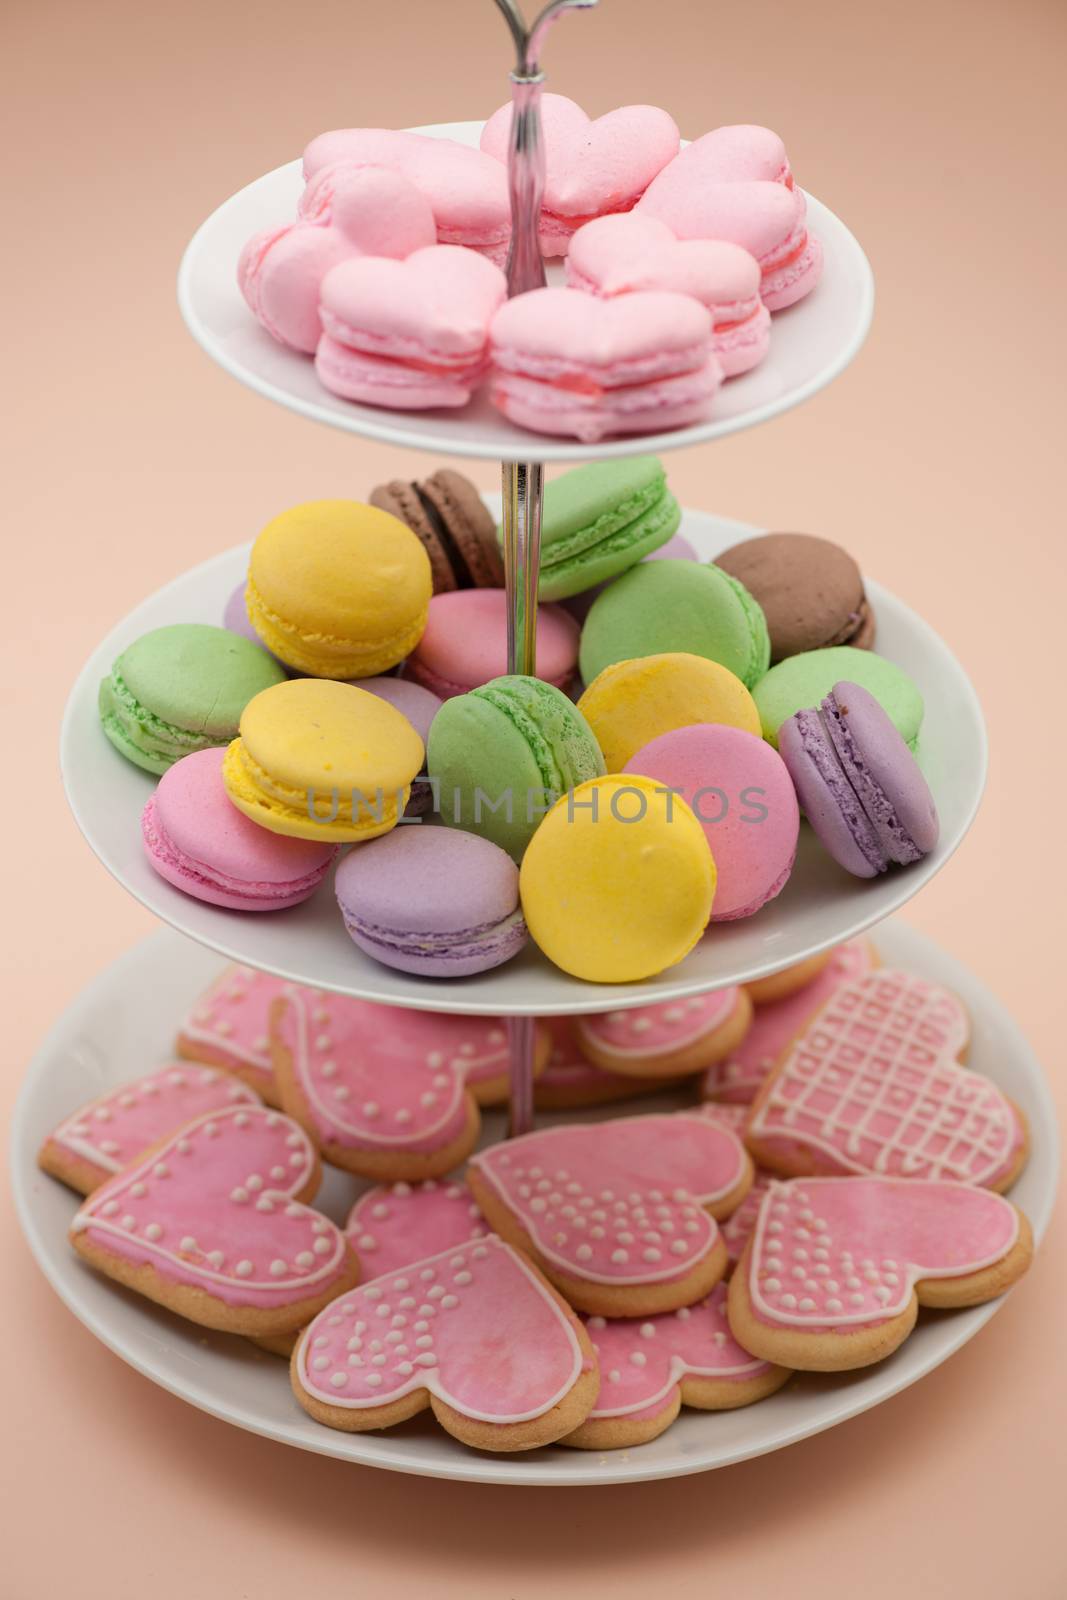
xmin=223 ymin=678 xmax=424 ymax=843
xmin=246 ymin=500 xmax=433 ymax=677
xmin=577 ymin=652 xmax=761 ymax=772
xmin=519 ymin=775 xmax=716 ymax=983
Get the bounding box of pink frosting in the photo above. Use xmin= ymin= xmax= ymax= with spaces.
xmin=577 ymin=989 xmax=741 ymax=1062
xmin=585 ymin=1282 xmax=773 ymax=1419
xmin=471 ymin=1113 xmax=747 ymax=1286
xmin=746 ymin=969 xmax=1024 ymax=1187
xmin=538 ymin=1017 xmax=619 ymax=1094
xmin=746 ymin=1176 xmax=1020 ymax=1329
xmin=696 ymin=1102 xmax=774 ymax=1266
xmin=703 ymin=938 xmax=876 ymax=1102
xmin=47 ymin=1065 xmax=259 ymax=1183
xmin=71 ymin=1105 xmax=350 ymax=1310
xmin=347 ymin=1180 xmax=489 ymax=1276
xmin=178 ymin=965 xmax=291 ymax=1097
xmin=480 ymin=95 xmax=679 ymax=253
xmin=296 ymin=1235 xmax=588 ymax=1423
xmin=276 ymin=990 xmax=511 ymax=1154
xmin=406 ymin=588 xmax=578 ymax=699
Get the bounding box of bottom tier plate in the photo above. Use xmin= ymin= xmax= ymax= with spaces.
xmin=12 ymin=921 xmax=1056 ymax=1486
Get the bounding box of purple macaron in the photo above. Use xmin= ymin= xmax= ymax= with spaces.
xmin=335 ymin=825 xmax=527 ymax=977
xmin=356 ymin=675 xmax=443 ymax=816
xmin=778 ymin=680 xmax=939 ymax=879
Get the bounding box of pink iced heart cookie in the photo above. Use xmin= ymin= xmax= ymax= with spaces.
xmin=272 ymin=988 xmax=549 ymax=1180
xmin=728 ymin=1176 xmax=1033 ymax=1371
xmin=567 ymin=214 xmax=771 ymax=377
xmin=480 ymin=93 xmax=680 ymax=257
xmin=697 ymin=1103 xmax=775 ymax=1270
xmin=534 ymin=1018 xmax=667 ymax=1109
xmin=301 ymin=128 xmax=511 ymax=261
xmin=564 ymin=1282 xmax=790 ymax=1449
xmin=291 ymin=1234 xmax=600 ymax=1451
xmin=316 ymin=245 xmax=507 ymax=410
xmin=745 ymin=969 xmax=1029 ymax=1191
xmin=638 ymin=131 xmax=823 ymax=312
xmin=468 ymin=1112 xmax=753 ymax=1315
xmin=70 ymin=1104 xmax=359 ymax=1336
xmin=489 ymin=286 xmax=721 ymax=444
xmin=238 ymin=168 xmax=437 ymax=353
xmin=575 ymin=987 xmax=753 ymax=1082
xmin=39 ymin=1064 xmax=260 ymax=1195
xmin=702 ymin=937 xmax=877 ymax=1103
xmin=176 ymin=964 xmax=294 ymax=1103
xmin=347 ymin=1179 xmax=490 ymax=1278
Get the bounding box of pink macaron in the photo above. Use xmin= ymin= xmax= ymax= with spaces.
xmin=567 ymin=213 xmax=770 ymax=377
xmin=300 ymin=128 xmax=512 ymax=263
xmin=624 ymin=724 xmax=800 ymax=920
xmin=238 ymin=167 xmax=438 ymax=354
xmin=489 ymin=286 xmax=722 ymax=443
xmin=479 ymin=93 xmax=679 ymax=257
xmin=316 ymin=245 xmax=507 ymax=410
xmin=404 ymin=589 xmax=579 ymax=699
xmin=141 ymin=747 xmax=336 ymax=911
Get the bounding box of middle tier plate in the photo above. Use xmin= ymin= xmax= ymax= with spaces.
xmin=60 ymin=508 xmax=987 ymax=1015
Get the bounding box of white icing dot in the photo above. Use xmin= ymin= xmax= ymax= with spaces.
xmin=144 ymin=1223 xmax=163 ymax=1242
xmin=670 ymin=1240 xmax=688 ymax=1256
xmin=676 ymin=1307 xmax=691 ymax=1321
xmin=208 ymin=1251 xmax=224 ymax=1268
xmin=312 ymin=1355 xmax=329 ymax=1370
xmin=611 ymin=1249 xmax=629 ymax=1264
xmin=629 ymin=1351 xmax=647 ymax=1367
xmin=130 ymin=1182 xmax=146 ymax=1199
xmin=576 ymin=1244 xmax=593 ymax=1262
xmin=643 ymin=1248 xmax=662 ymax=1263
xmin=358 ymin=1235 xmax=377 ymax=1251
xmin=441 ymin=1295 xmax=459 ymax=1309
xmin=100 ymin=1200 xmax=119 ymax=1217
xmin=235 ymin=1261 xmax=253 ymax=1277
xmin=415 ymin=1353 xmax=437 ymax=1367
xmin=608 ymin=1370 xmax=621 ymax=1383
xmin=453 ymin=1271 xmax=472 ymax=1287
xmin=121 ymin=1214 xmax=136 ymax=1230
xmin=362 ymin=1102 xmax=380 ymax=1119
xmin=269 ymin=1260 xmax=287 ymax=1277
xmin=330 ymin=1372 xmax=348 ymax=1389
xmin=230 ymin=1187 xmax=249 ymax=1204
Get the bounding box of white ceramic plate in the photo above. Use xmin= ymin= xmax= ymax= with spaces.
xmin=60 ymin=508 xmax=987 ymax=1015
xmin=177 ymin=121 xmax=874 ymax=463
xmin=12 ymin=921 xmax=1056 ymax=1485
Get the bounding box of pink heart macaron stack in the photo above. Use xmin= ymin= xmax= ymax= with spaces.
xmin=479 ymin=93 xmax=680 ymax=257
xmin=316 ymin=246 xmax=508 ymax=409
xmin=488 ymin=286 xmax=722 ymax=443
xmin=638 ymin=124 xmax=823 ymax=311
xmin=567 ymin=213 xmax=771 ymax=377
xmin=238 ymin=167 xmax=438 ymax=354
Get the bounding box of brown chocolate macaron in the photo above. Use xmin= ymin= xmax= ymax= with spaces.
xmin=370 ymin=469 xmax=504 ymax=594
xmin=714 ymin=532 xmax=875 ymax=663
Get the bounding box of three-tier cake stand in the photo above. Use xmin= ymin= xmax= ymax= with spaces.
xmin=12 ymin=0 xmax=1058 ymax=1485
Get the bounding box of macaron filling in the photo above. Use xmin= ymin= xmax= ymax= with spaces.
xmin=789 ymin=705 xmax=887 ymax=873
xmin=339 ymin=903 xmax=528 ymax=968
xmin=223 ymin=740 xmax=408 ymax=839
xmin=100 ymin=673 xmax=222 ymax=769
xmin=318 ymin=308 xmax=490 ymax=373
xmin=539 ymin=480 xmax=680 ymax=577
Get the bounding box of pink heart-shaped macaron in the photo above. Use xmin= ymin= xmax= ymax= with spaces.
xmin=293 ymin=1234 xmax=591 ymax=1432
xmin=667 ymin=124 xmax=795 ymax=187
xmin=238 ymin=167 xmax=437 ymax=353
xmin=568 ymin=213 xmax=762 ymax=308
xmin=745 ymin=969 xmax=1027 ymax=1189
xmin=71 ymin=1103 xmax=355 ymax=1328
xmin=480 ymin=93 xmax=679 ymax=255
xmin=740 ymin=1175 xmax=1023 ymax=1330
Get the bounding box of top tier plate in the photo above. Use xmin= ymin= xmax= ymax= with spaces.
xmin=178 ymin=120 xmax=875 ymax=462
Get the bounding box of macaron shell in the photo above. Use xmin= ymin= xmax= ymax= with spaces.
xmin=826 ymin=682 xmax=939 ymax=857
xmin=406 ymin=588 xmax=579 ymax=698
xmin=420 ymin=470 xmax=504 ymax=588
xmin=578 ymin=653 xmax=761 ymax=773
xmin=519 ymin=776 xmax=715 ymax=983
xmin=753 ymin=647 xmax=924 ymax=750
xmin=143 ymin=748 xmax=335 ymax=910
xmin=315 ymin=336 xmax=483 ymax=411
xmin=534 ymin=456 xmax=681 ymax=601
xmin=246 ymin=500 xmax=432 ymax=678
xmin=624 ymin=725 xmax=800 ymax=919
xmin=778 ymin=711 xmax=886 ymax=878
xmin=714 ymin=532 xmax=870 ymax=661
xmin=580 ymin=560 xmax=770 ymax=688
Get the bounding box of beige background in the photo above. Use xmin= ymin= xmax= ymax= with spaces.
xmin=3 ymin=0 xmax=1065 ymax=1594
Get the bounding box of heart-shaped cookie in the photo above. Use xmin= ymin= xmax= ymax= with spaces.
xmin=728 ymin=1176 xmax=1033 ymax=1370
xmin=301 ymin=128 xmax=512 ymax=259
xmin=291 ymin=1234 xmax=599 ymax=1450
xmin=347 ymin=1179 xmax=490 ymax=1278
xmin=567 ymin=215 xmax=771 ymax=377
xmin=177 ymin=964 xmax=294 ymax=1103
xmin=575 ymin=987 xmax=752 ymax=1081
xmin=71 ymin=1104 xmax=359 ymax=1335
xmin=40 ymin=1063 xmax=259 ymax=1195
xmin=480 ymin=93 xmax=680 ymax=256
xmin=272 ymin=987 xmax=549 ymax=1180
xmin=239 ymin=168 xmax=438 ymax=354
xmin=468 ymin=1112 xmax=752 ymax=1315
xmin=534 ymin=1018 xmax=666 ymax=1109
xmin=745 ymin=969 xmax=1029 ymax=1191
xmin=565 ymin=1281 xmax=791 ymax=1449
xmin=696 ymin=1102 xmax=775 ymax=1270
xmin=702 ymin=937 xmax=877 ymax=1103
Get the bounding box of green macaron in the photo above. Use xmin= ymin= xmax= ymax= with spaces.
xmin=504 ymin=456 xmax=681 ymax=602
xmin=753 ymin=646 xmax=925 ymax=749
xmin=579 ymin=560 xmax=771 ymax=689
xmin=99 ymin=623 xmax=286 ymax=775
xmin=426 ymin=674 xmax=606 ymax=861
